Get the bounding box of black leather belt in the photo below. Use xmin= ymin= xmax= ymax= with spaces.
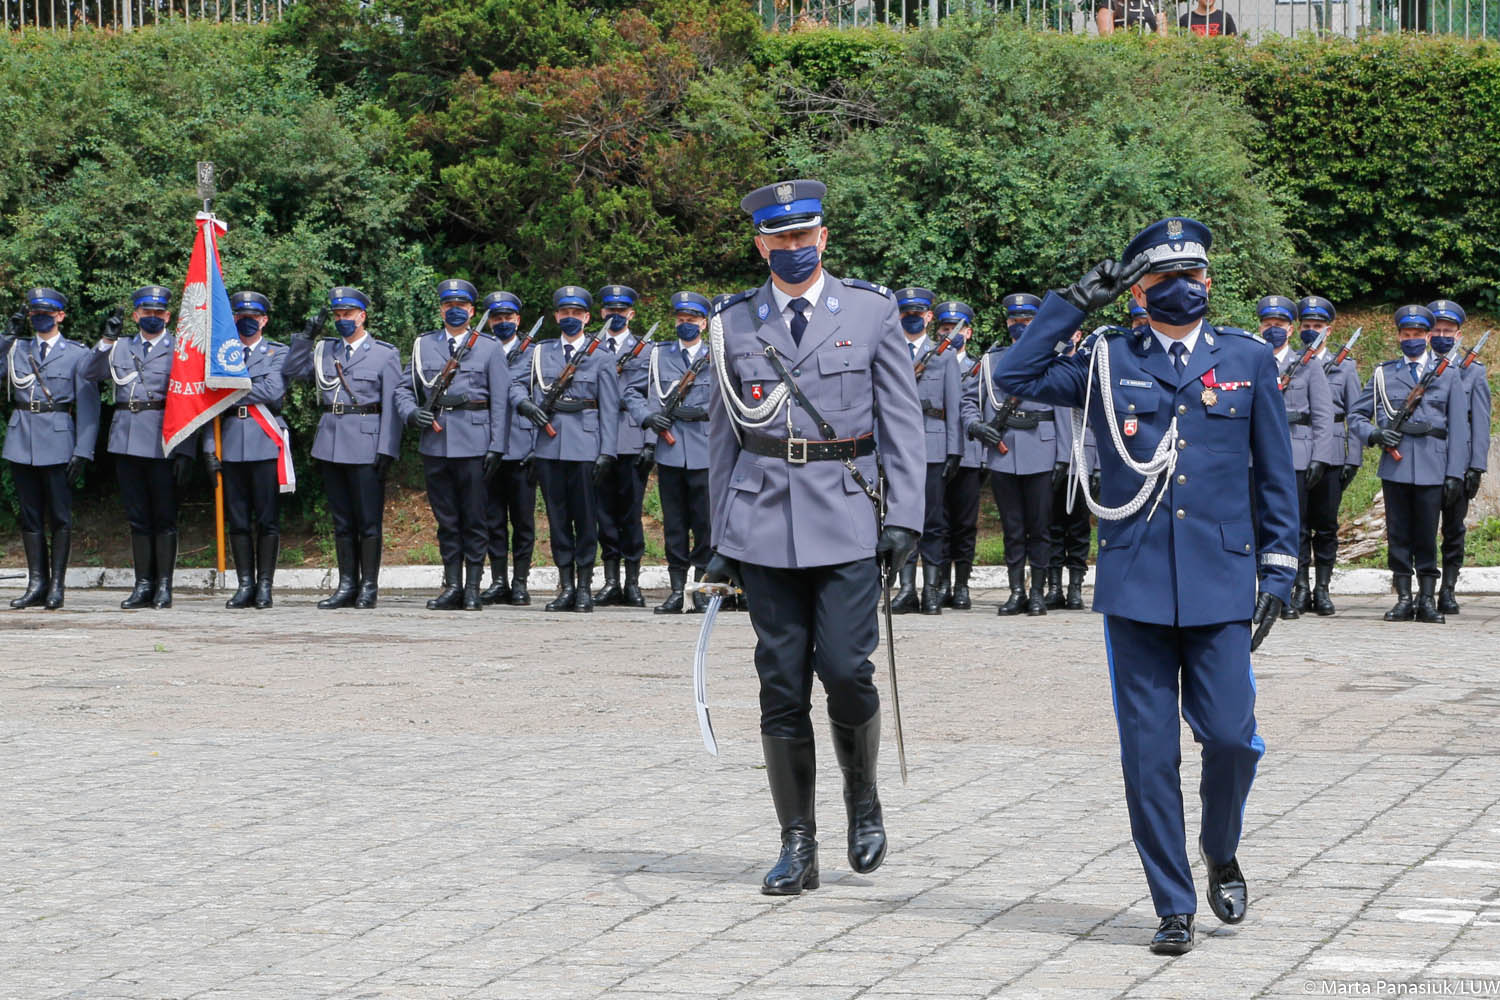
xmin=435 ymin=399 xmax=488 ymax=411
xmin=551 ymin=398 xmax=598 ymax=413
xmin=922 ymin=405 xmax=946 ymax=420
xmin=321 ymin=402 xmax=381 ymax=415
xmin=673 ymin=406 xmax=708 ymax=421
xmin=1287 ymin=412 xmax=1311 ymax=426
xmin=1399 ymin=421 xmax=1447 ymax=440
xmin=14 ymin=398 xmax=68 ymax=413
xmin=742 ymin=431 xmax=875 ymax=464
xmin=1333 ymin=413 xmax=1346 ymax=423
xmin=116 ymin=399 xmax=165 ymax=413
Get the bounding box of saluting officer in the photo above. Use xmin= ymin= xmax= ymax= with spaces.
xmin=637 ymin=291 xmax=715 ymax=614
xmin=284 ymin=286 xmax=402 ymax=609
xmin=2 ymin=288 xmax=100 ymax=610
xmin=1049 ymin=327 xmax=1102 ymax=611
xmin=205 ymin=291 xmax=289 ymax=610
xmin=702 ymin=178 xmax=925 ymax=896
xmin=1299 ymin=296 xmax=1360 ymax=617
xmin=938 ymin=301 xmax=982 ymax=610
xmin=593 ymin=284 xmax=651 ymax=608
xmin=86 ymin=285 xmax=192 ymax=609
xmin=962 ymin=293 xmax=1067 ymax=617
xmin=1428 ymin=300 xmax=1489 ymax=615
xmin=1350 ymin=305 xmax=1470 ymax=624
xmin=1257 ymin=295 xmax=1338 ymax=620
xmin=515 ymin=286 xmax=620 ymax=613
xmin=396 ymin=279 xmax=510 ymax=612
xmin=478 ymin=291 xmax=537 ymax=606
xmin=996 ymin=218 xmax=1300 ymax=955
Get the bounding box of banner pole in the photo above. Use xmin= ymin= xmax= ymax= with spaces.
xmin=213 ymin=415 xmax=226 ymax=582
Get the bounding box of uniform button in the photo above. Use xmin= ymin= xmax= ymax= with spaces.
xmin=1178 ymin=404 xmax=1187 ymax=414
xmin=1100 ymin=538 xmax=1108 ymax=547
xmin=1177 ymin=474 xmax=1187 ymax=484
xmin=1244 ymin=543 xmax=1252 ymax=552
xmin=1128 ymin=403 xmax=1136 ymax=411
xmin=1177 ymin=439 xmax=1187 ymax=450
xmin=792 ymin=368 xmax=801 ymax=377
xmin=1229 ymin=407 xmax=1237 ymax=415
xmin=1176 ymin=508 xmax=1186 ymax=519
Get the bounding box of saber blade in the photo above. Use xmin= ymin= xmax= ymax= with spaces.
xmin=688 ymin=584 xmax=732 ymax=757
xmin=882 ymin=561 xmax=908 ymax=785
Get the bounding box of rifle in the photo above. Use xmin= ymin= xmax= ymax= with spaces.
xmin=1384 ymin=353 xmax=1455 ymax=463
xmin=983 ymin=394 xmax=1023 ymax=456
xmin=615 ymin=321 xmax=660 ymax=375
xmin=1458 ymin=328 xmax=1492 ymax=371
xmin=1277 ymin=327 xmax=1329 ymax=391
xmin=1328 ymin=326 xmax=1363 ymax=368
xmin=506 ymin=316 xmax=545 ymax=367
xmin=535 ymin=325 xmax=606 ymax=438
xmin=423 ymin=306 xmax=494 ymax=434
xmin=912 ymin=320 xmax=967 ymax=377
xmin=640 ymin=348 xmax=713 ymax=463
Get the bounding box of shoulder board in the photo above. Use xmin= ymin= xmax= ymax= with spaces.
xmin=841 ymin=277 xmax=894 ymax=298
xmin=1380 ymin=358 xmax=1404 ymax=368
xmin=372 ymin=338 xmax=398 ymax=350
xmin=264 ymin=339 xmax=288 ymax=350
xmin=1211 ymin=325 xmax=1257 ymax=340
xmin=711 ymin=289 xmax=756 ymax=317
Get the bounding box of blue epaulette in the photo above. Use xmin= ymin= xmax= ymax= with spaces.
xmin=842 ymin=277 xmax=894 ymax=298
xmin=712 ymin=289 xmax=756 ymax=316
xmin=1213 ymin=325 xmax=1258 ymax=340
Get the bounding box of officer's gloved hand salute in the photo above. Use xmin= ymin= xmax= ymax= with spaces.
xmin=1058 ymin=256 xmax=1152 ymax=313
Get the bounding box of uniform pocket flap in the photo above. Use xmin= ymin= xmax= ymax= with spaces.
xmin=730 ymin=463 xmax=764 ymax=493
xmin=1220 ymin=519 xmax=1254 ymax=556
xmin=818 ymin=352 xmax=868 ymax=375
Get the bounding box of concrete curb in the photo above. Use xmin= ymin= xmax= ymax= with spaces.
xmin=4 ymin=563 xmax=1500 ymax=594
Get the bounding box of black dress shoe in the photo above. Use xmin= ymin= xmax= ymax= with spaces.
xmin=1201 ymin=841 xmax=1248 ymax=924
xmin=1149 ymin=913 xmax=1194 ymax=955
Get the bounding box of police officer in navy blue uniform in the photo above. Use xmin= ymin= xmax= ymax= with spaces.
xmin=396 ymin=279 xmax=511 ymax=611
xmin=1351 ymin=306 xmax=1471 ymax=624
xmin=937 ymin=301 xmax=981 ymax=610
xmin=284 ymin=286 xmax=403 ymax=609
xmin=637 ymin=291 xmax=715 ymax=613
xmin=478 ymin=290 xmax=537 ymax=606
xmin=2 ymin=287 xmax=101 ymax=610
xmin=87 ymin=285 xmax=193 ymax=609
xmin=996 ymin=217 xmax=1299 ymax=954
xmin=1428 ymin=300 xmax=1489 ymax=615
xmin=1297 ymin=296 xmax=1360 ymax=616
xmin=516 ymin=286 xmax=620 ymax=612
xmin=203 ymin=291 xmax=289 ymax=609
xmin=593 ymin=283 xmax=651 ymax=608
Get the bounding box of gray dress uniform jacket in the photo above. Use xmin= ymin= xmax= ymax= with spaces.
xmin=706 ymin=274 xmax=926 ymax=569
xmin=205 ymin=338 xmax=289 ymax=463
xmin=962 ymin=345 xmax=1067 ymax=476
xmin=1458 ymin=358 xmax=1491 ymax=475
xmin=394 ymin=330 xmax=511 ymax=459
xmin=500 ymin=336 xmax=537 ymax=460
xmin=609 ymin=332 xmax=650 ymax=456
xmin=82 ymin=333 xmax=175 ymax=459
xmin=1322 ymin=353 xmax=1364 ymax=468
xmin=641 ymin=342 xmax=713 ymax=471
xmin=527 ymin=338 xmax=620 ymax=462
xmin=2 ymin=336 xmax=101 ymax=466
xmin=1349 ymin=356 xmax=1471 ymax=487
xmin=958 ymin=354 xmax=986 ymax=470
xmin=908 ymin=336 xmax=962 ymax=464
xmin=1275 ymin=347 xmax=1339 ymax=470
xmin=283 ymin=334 xmax=402 ymax=464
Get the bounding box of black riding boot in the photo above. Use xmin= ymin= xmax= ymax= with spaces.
xmin=509 ymin=557 xmax=531 ymax=606
xmin=43 ymin=528 xmax=70 ymax=610
xmin=253 ymin=532 xmax=278 ymax=610
xmin=622 ymin=559 xmax=645 ymax=608
xmin=574 ymin=562 xmax=595 ymax=612
xmin=1043 ymin=566 xmax=1064 ymax=609
xmin=427 ymin=558 xmax=463 ymax=611
xmin=890 ymin=561 xmax=919 ymax=614
xmin=124 ymin=533 xmax=159 ymax=609
xmin=318 ymin=536 xmax=359 ymax=609
xmin=655 ymin=567 xmax=686 ymax=614
xmin=1289 ymin=565 xmax=1310 ymax=614
xmin=463 ymin=561 xmax=484 ymax=611
xmin=545 ymin=565 xmax=575 ymax=612
xmin=480 ymin=553 xmax=510 ymax=605
xmin=1065 ymin=566 xmax=1085 ymax=610
xmin=1026 ymin=565 xmax=1048 ymax=616
xmin=938 ymin=562 xmax=954 ymax=608
xmin=950 ymin=561 xmax=972 ymax=610
xmin=1384 ymin=575 xmax=1415 ymax=622
xmin=1312 ymin=563 xmax=1336 ymax=617
xmin=920 ymin=561 xmax=943 ymax=615
xmin=151 ymin=531 xmax=177 ymax=609
xmin=1416 ymin=575 xmax=1445 ymax=624
xmin=11 ymin=531 xmax=49 ymax=609
xmin=830 ymin=714 xmax=887 ymax=875
xmin=224 ymin=533 xmax=255 ymax=609
xmin=593 ymin=558 xmax=622 ymax=606
xmin=761 ymin=734 xmax=819 ymax=896
xmin=997 ymin=565 xmax=1026 ymax=616
xmin=354 ymin=536 xmax=381 ymax=608
xmin=1438 ymin=565 xmax=1461 ymax=615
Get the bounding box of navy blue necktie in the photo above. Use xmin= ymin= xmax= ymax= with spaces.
xmin=788 ymin=297 xmax=810 ymax=346
xmin=564 ymin=344 xmax=574 ymax=365
xmin=1409 ymin=361 xmax=1419 ymax=382
xmin=38 ymin=341 xmax=49 ymax=363
xmin=909 ymin=342 xmax=918 ymax=361
xmin=143 ymin=340 xmax=152 ymax=360
xmin=1169 ymin=341 xmax=1187 ymax=374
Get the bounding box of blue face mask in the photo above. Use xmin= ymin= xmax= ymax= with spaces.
xmin=558 ymin=316 xmax=584 ymax=337
xmin=1262 ymin=325 xmax=1288 ymax=348
xmin=899 ymin=314 xmax=926 ymax=336
xmin=1144 ymin=276 xmax=1209 ymax=327
xmin=768 ymin=244 xmax=821 ymax=285
xmin=1007 ymin=321 xmax=1029 ymax=341
xmin=492 ymin=320 xmax=518 ymax=339
xmin=606 ymin=313 xmax=629 ymax=333
xmin=1299 ymin=328 xmax=1322 ymax=348
xmin=1400 ymin=336 xmax=1428 ymax=358
xmin=29 ymin=313 xmax=56 ymax=333
xmin=137 ymin=315 xmax=166 ymax=336
xmin=676 ymin=321 xmax=702 ymax=342
xmin=1430 ymin=335 xmax=1456 ymax=355
xmin=948 ymin=332 xmax=966 ymax=350
xmin=235 ymin=316 xmax=262 ymax=339
xmin=443 ymin=306 xmax=470 ymax=329
xmin=334 ymin=318 xmax=359 ymax=338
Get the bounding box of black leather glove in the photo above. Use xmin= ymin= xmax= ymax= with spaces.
xmin=410 ymin=408 xmax=436 ymax=429
xmin=373 ymin=454 xmax=395 ymax=481
xmin=874 ymin=525 xmax=920 ymax=573
xmin=172 ymin=452 xmax=194 ymax=488
xmin=1056 ymin=256 xmax=1150 ymax=314
xmin=517 ymin=399 xmax=548 ymax=428
xmin=635 ymin=449 xmax=655 ymax=473
xmin=1250 ymin=592 xmax=1283 ymax=652
xmin=100 ymin=307 xmax=124 ymax=342
xmin=1443 ymin=476 xmax=1463 ymax=506
xmin=1370 ymin=426 xmax=1403 ymax=450
xmin=642 ymin=412 xmax=673 ymax=433
xmin=1339 ymin=464 xmax=1358 ymax=489
xmin=482 ymin=450 xmax=503 ymax=480
xmin=203 ymin=452 xmax=222 ymax=477
xmin=967 ymin=422 xmax=1003 ymax=448
xmin=703 ymin=551 xmax=742 ymax=589
xmin=1089 ymin=469 xmax=1102 ymax=501
xmin=1051 ymin=461 xmax=1069 ymax=492
xmin=942 ymin=455 xmax=960 ymax=483
xmin=1465 ymin=468 xmax=1482 ymax=500
xmin=6 ymin=309 xmax=25 ymax=340
xmin=1305 ymin=460 xmax=1327 ymax=490
xmin=66 ymin=456 xmax=88 ymax=481
xmin=296 ymin=308 xmax=328 ymax=340
xmin=592 ymin=454 xmax=612 ymax=486
xmin=520 ymin=452 xmax=538 ymax=487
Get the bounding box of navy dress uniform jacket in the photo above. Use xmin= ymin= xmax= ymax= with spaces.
xmin=395 ymin=330 xmax=511 ymax=459
xmin=527 ymin=338 xmax=620 ymax=462
xmin=642 ymin=342 xmax=713 ymax=471
xmin=283 ymin=335 xmax=403 ymax=464
xmin=1348 ymin=357 xmax=1470 ymax=486
xmin=2 ymin=336 xmax=101 ymax=466
xmin=994 ymin=293 xmax=1301 ymax=627
xmin=206 ymin=338 xmax=289 ymax=463
xmin=82 ymin=334 xmax=176 ymax=459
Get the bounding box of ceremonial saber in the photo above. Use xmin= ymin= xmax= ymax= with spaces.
xmin=877 ymin=474 xmax=908 ymax=785
xmin=686 ymin=580 xmax=741 ymax=757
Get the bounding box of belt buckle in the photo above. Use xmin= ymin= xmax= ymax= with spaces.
xmin=332 ymin=402 xmax=346 ymax=416
xmin=236 ymin=405 xmax=249 ymax=419
xmin=129 ymin=400 xmax=143 ymax=413
xmin=786 ymin=437 xmax=808 ymax=464
xmin=28 ymin=398 xmax=40 ymax=412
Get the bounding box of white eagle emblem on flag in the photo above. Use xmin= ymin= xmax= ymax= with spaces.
xmin=175 ymin=281 xmax=211 ymax=362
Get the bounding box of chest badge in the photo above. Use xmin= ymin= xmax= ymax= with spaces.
xmin=1123 ymin=417 xmax=1138 ymax=437
xmin=750 ymin=383 xmax=763 ymax=401
xmin=757 ymin=302 xmax=770 ymax=321
xmin=826 ymin=296 xmax=841 ymax=314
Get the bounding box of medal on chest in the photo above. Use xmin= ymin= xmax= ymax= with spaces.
xmin=1200 ymin=370 xmax=1219 ymax=408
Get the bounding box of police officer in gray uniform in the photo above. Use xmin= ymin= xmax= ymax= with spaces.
xmin=962 ymin=293 xmax=1068 ymax=616
xmin=478 ymin=291 xmax=537 ymax=606
xmin=702 ymin=178 xmax=925 ymax=896
xmin=592 ymin=284 xmax=652 ymax=608
xmin=1298 ymin=296 xmax=1361 ymax=616
xmin=202 ymin=291 xmax=290 ymax=609
xmin=86 ymin=285 xmax=194 ymax=609
xmin=516 ymin=286 xmax=620 ymax=613
xmin=284 ymin=286 xmax=403 ymax=609
xmin=938 ymin=301 xmax=982 ymax=610
xmin=638 ymin=291 xmax=715 ymax=614
xmin=1257 ymin=295 xmax=1337 ymax=620
xmin=890 ymin=286 xmax=961 ymax=614
xmin=1428 ymin=300 xmax=1489 ymax=614
xmin=2 ymin=287 xmax=100 ymax=610
xmin=395 ymin=279 xmax=510 ymax=611
xmin=1349 ymin=305 xmax=1470 ymax=624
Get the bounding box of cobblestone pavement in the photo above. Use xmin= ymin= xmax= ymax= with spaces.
xmin=2 ymin=591 xmax=1499 ymax=999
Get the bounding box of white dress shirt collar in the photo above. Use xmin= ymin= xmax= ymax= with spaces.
xmin=771 ymin=273 xmax=827 ymax=323
xmin=1151 ymin=321 xmax=1202 ymax=360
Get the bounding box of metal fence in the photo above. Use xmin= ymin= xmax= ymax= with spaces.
xmin=1 ymin=0 xmax=284 ymax=30
xmin=755 ymin=0 xmax=1500 ymax=39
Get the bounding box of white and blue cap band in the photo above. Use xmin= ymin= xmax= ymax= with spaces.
xmin=132 ymin=285 xmax=172 ymax=309
xmin=934 ymin=300 xmax=975 ymax=324
xmin=1296 ymin=296 xmax=1335 ymax=322
xmin=670 ymin=291 xmax=710 ymax=317
xmin=552 ymin=285 xmax=592 ymax=310
xmin=230 ymin=291 xmax=270 ymax=315
xmin=741 ymin=179 xmax=827 ymax=235
xmin=1427 ymin=299 xmax=1465 ymax=326
xmin=1004 ymin=293 xmax=1041 ymax=316
xmin=1257 ymin=295 xmax=1296 ymax=321
xmin=329 ymin=286 xmax=370 ymax=310
xmin=598 ymin=284 xmax=637 ymax=308
xmin=438 ymin=278 xmax=477 ymax=304
xmin=1395 ymin=305 xmax=1434 ymax=331
xmin=895 ymin=287 xmax=935 ymax=310
xmin=26 ymin=287 xmax=67 ymax=311
xmin=1122 ymin=216 xmax=1212 ymax=274
xmin=483 ymin=291 xmax=522 ymax=314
